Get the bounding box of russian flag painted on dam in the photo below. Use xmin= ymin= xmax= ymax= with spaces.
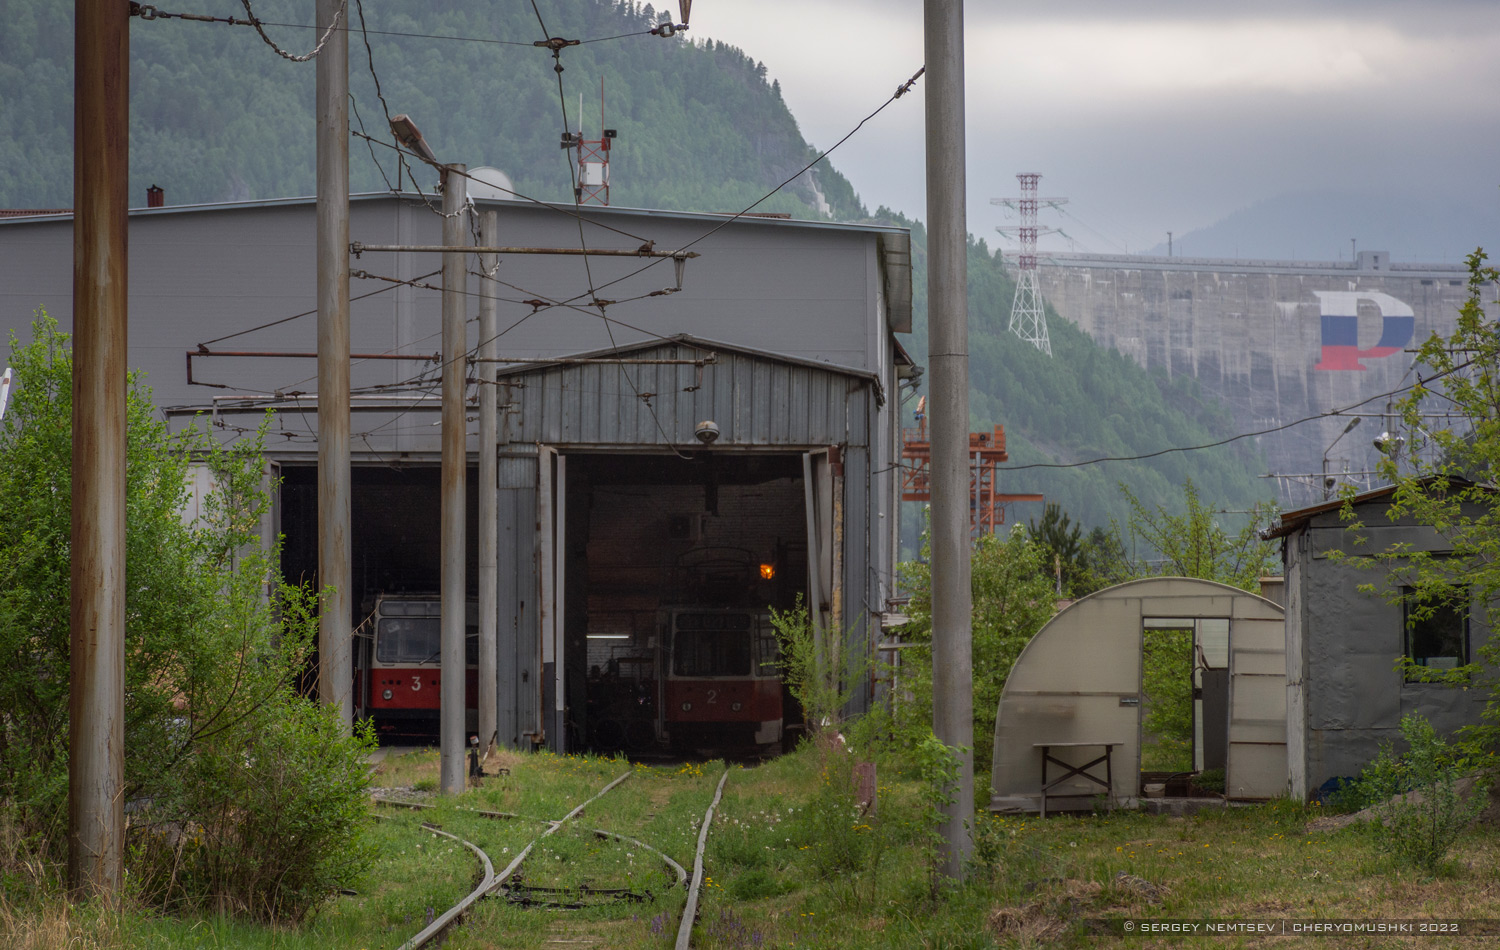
xmin=1312 ymin=290 xmax=1415 ymax=371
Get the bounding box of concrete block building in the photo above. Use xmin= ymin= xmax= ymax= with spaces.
xmin=1268 ymin=485 xmax=1495 ymax=798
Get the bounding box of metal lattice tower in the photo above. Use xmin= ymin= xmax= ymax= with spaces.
xmin=993 ymin=173 xmax=1067 ymax=356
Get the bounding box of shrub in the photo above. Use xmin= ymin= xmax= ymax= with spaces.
xmin=1361 ymin=714 xmax=1488 ymax=873
xmin=0 ymin=315 xmax=373 ymax=922
xmin=131 ymin=698 xmax=376 ymax=922
xmin=895 ymin=527 xmax=1055 ymax=779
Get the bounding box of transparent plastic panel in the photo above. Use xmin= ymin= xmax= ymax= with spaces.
xmin=1233 ymin=618 xmax=1286 ymax=652
xmin=1231 ymin=675 xmax=1286 ymax=720
xmin=1010 ymin=599 xmax=1141 ymax=694
xmin=1197 ymin=618 xmax=1230 ymax=668
xmin=1233 ymin=652 xmax=1285 ymax=676
xmin=992 ymin=694 xmax=1139 ymax=801
xmin=1226 ymin=743 xmax=1287 ymax=800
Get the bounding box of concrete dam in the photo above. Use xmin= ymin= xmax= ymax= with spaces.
xmin=1025 ymin=251 xmax=1479 ymax=507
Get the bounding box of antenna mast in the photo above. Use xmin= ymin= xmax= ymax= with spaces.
xmin=992 ymin=173 xmax=1066 ymax=356
xmin=565 ymin=78 xmax=617 ymax=205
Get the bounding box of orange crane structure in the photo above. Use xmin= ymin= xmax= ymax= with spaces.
xmin=901 ymin=400 xmax=1044 ymax=535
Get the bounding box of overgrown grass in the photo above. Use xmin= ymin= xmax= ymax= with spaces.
xmin=7 ymin=743 xmax=1500 ymax=949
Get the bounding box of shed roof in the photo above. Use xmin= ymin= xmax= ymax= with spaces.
xmin=493 ymin=333 xmax=883 ymax=389
xmin=1263 ymin=476 xmax=1480 ymax=540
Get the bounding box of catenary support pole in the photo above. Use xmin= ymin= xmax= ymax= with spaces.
xmin=477 ymin=210 xmax=499 ymax=750
xmin=440 ymin=166 xmax=469 ymax=795
xmin=70 ymin=0 xmax=128 ymax=898
xmin=924 ymin=0 xmax=974 ymax=879
xmin=316 ymin=0 xmax=352 ymax=729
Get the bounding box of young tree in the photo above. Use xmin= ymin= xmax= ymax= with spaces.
xmin=0 ymin=314 xmax=372 ymax=922
xmin=1027 ymin=503 xmax=1131 ymax=597
xmin=1353 ymin=250 xmax=1500 ymax=750
xmin=1120 ymin=478 xmax=1279 ymax=592
xmin=897 ymin=527 xmax=1057 ymax=777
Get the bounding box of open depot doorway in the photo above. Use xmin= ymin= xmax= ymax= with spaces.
xmin=546 ymin=451 xmax=813 ymax=757
xmin=279 ymin=463 xmax=480 ymax=736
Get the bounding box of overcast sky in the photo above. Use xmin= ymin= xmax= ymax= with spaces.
xmin=688 ymin=1 xmax=1500 ymax=261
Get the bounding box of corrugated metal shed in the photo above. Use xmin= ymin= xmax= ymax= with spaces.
xmin=497 ymin=335 xmax=878 ymax=449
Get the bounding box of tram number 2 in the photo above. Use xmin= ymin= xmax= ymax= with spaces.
xmin=706 ymin=689 xmax=717 ymax=704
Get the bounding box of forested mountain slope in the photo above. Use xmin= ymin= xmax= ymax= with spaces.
xmin=0 ymin=0 xmax=861 ymax=217
xmin=2 ymin=0 xmax=1271 ymax=533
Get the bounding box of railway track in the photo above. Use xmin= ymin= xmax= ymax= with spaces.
xmin=373 ymin=765 xmax=731 ymax=949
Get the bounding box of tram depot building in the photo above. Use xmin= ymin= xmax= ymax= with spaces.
xmin=0 ymin=192 xmax=913 ymax=754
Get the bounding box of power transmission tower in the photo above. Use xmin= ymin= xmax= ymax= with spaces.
xmin=992 ymin=173 xmax=1066 ymax=356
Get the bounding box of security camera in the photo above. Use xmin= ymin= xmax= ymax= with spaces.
xmin=694 ymin=420 xmax=720 ymax=444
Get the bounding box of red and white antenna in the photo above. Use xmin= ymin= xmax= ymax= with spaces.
xmin=564 ymin=78 xmax=617 ymax=206
xmin=0 ymin=366 xmax=12 ymax=422
xmin=993 ymin=173 xmax=1067 ymax=356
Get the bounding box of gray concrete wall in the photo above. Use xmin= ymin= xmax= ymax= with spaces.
xmin=1029 ymin=252 xmax=1481 ymax=507
xmin=1288 ymin=501 xmax=1494 ymax=795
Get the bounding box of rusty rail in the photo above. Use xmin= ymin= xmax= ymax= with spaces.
xmin=675 ymin=768 xmax=731 ymax=950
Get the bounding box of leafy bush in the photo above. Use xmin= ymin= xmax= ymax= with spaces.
xmin=1141 ymin=628 xmax=1195 ymax=772
xmin=895 ymin=526 xmax=1056 ymax=779
xmin=769 ymin=596 xmax=848 ymax=735
xmin=0 ymin=315 xmax=373 ymax=921
xmin=788 ymin=734 xmax=875 ymax=877
xmin=1192 ymin=768 xmax=1226 ymax=796
xmin=131 ymin=699 xmax=376 ymax=922
xmin=1361 ymin=714 xmax=1488 ymax=873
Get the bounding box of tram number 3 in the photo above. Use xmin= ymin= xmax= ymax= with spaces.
xmin=411 ymin=675 xmax=422 ymax=692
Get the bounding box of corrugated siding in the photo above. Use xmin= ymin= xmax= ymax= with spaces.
xmin=844 ymin=441 xmax=872 ymax=713
xmin=505 ymin=346 xmax=871 ymax=448
xmin=497 ymin=453 xmax=539 ymax=747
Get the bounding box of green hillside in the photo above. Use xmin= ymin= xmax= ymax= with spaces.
xmin=1 ymin=0 xmax=1271 ymax=535
xmin=0 ymin=0 xmax=862 ymax=218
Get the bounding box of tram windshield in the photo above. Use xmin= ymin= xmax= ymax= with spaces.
xmin=377 ymin=617 xmax=441 ymax=664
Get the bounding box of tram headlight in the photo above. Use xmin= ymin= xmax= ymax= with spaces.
xmin=681 ymin=701 xmax=692 ymax=712
xmin=382 ymin=689 xmax=393 ymax=701
xmin=731 ymin=702 xmax=742 ymax=712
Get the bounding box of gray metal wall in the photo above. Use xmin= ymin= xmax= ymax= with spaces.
xmin=0 ymin=197 xmax=904 ymax=461
xmin=496 ymin=452 xmax=540 ymax=747
xmin=0 ymin=197 xmax=906 ymax=746
xmin=498 ymin=344 xmax=874 ymax=448
xmin=1285 ymin=501 xmax=1495 ymax=798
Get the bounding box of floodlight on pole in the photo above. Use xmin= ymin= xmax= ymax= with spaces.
xmin=389 ymin=114 xmax=439 ymax=167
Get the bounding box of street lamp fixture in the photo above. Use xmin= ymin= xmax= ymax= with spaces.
xmin=1322 ymin=416 xmax=1362 ymax=499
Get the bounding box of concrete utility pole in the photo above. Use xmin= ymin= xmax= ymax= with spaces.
xmin=70 ymin=0 xmax=128 ymax=897
xmin=477 ymin=210 xmax=500 ymax=750
xmin=924 ymin=0 xmax=975 ymax=879
xmin=440 ymin=165 xmax=469 ymax=794
xmin=316 ymin=0 xmax=352 ymax=728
